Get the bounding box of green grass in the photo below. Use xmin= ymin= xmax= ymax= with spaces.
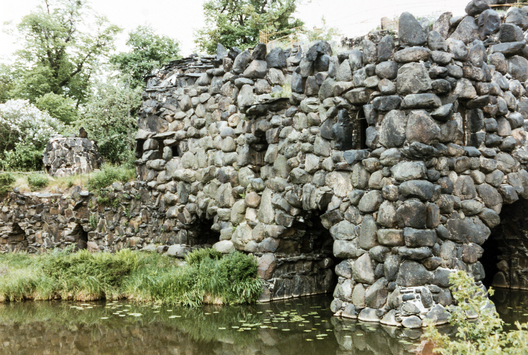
xmin=87 ymin=164 xmax=135 ymax=191
xmin=0 ymin=172 xmax=15 ymax=195
xmin=27 ymin=173 xmax=49 ymax=190
xmin=0 ymin=248 xmax=263 ymax=306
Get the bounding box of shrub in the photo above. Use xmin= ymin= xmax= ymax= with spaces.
xmin=27 ymin=173 xmax=49 ymax=190
xmin=0 ymin=173 xmax=15 ymax=195
xmin=87 ymin=165 xmax=135 ymax=191
xmin=0 ymin=248 xmax=262 ymax=306
xmin=0 ymin=99 xmax=62 ymax=171
xmin=423 ymin=270 xmax=528 ymax=354
xmin=185 ymin=247 xmax=223 ymax=265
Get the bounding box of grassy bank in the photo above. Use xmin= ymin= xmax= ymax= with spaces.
xmin=0 ymin=248 xmax=263 ymax=306
xmin=0 ymin=164 xmax=135 ymax=195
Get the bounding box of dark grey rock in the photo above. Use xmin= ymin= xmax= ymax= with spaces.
xmin=500 ymin=23 xmax=524 ymax=42
xmin=399 ymin=180 xmax=435 ymax=201
xmin=232 ymin=50 xmax=251 ymax=74
xmin=378 ymin=35 xmax=394 ymax=61
xmin=252 ymin=43 xmax=267 ymax=60
xmin=394 ymin=47 xmax=431 ymax=63
xmin=397 ymin=62 xmax=432 ymax=95
xmin=306 ymin=41 xmax=333 ymax=61
xmin=379 ymin=110 xmax=407 ymax=148
xmin=372 ymin=95 xmax=401 ymax=111
xmin=399 ymin=12 xmax=427 ymax=46
xmin=450 ymin=16 xmax=479 ymax=44
xmin=243 ymin=60 xmax=267 ymax=79
xmin=432 ymin=104 xmax=454 ymax=122
xmin=396 ymin=200 xmax=427 ymax=228
xmin=401 ymin=93 xmax=442 ymax=109
xmin=478 ymin=9 xmax=500 ymax=39
xmin=447 ymin=39 xmax=468 ymax=60
xmin=491 ymin=42 xmax=526 ymax=55
xmin=434 ymin=12 xmax=452 ymax=38
xmin=506 ymin=7 xmax=528 ymax=30
xmin=465 ymin=0 xmax=489 ymax=16
xmin=428 ymin=31 xmax=447 ymax=51
xmin=266 ymin=47 xmax=287 ymax=68
xmin=468 ymin=40 xmax=487 ymax=67
xmin=349 ymin=49 xmax=363 ymax=71
xmin=216 ymin=43 xmax=228 ymax=60
xmin=404 ymin=228 xmax=436 ymax=247
xmin=375 ymin=61 xmax=398 ymax=79
xmin=406 ymin=110 xmax=440 ymax=144
xmin=396 ymin=261 xmax=431 ymax=286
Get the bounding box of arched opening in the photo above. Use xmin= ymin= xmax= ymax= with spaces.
xmin=187 ymin=218 xmax=221 ymax=246
xmin=481 ymin=199 xmax=528 ymax=290
xmin=65 ymin=224 xmax=88 ymax=250
xmin=266 ymin=210 xmax=337 ymax=300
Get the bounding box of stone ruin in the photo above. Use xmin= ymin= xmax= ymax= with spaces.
xmin=43 ymin=134 xmax=103 ymax=177
xmin=5 ymin=0 xmax=528 ymax=328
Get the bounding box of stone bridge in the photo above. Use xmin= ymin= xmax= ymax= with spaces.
xmin=3 ymin=0 xmax=528 ymax=328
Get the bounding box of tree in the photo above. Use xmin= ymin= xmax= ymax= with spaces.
xmin=0 ymin=99 xmax=63 ymax=171
xmin=195 ymin=0 xmax=304 ymax=54
xmin=75 ymin=76 xmax=142 ymax=165
xmin=110 ymin=25 xmax=181 ymax=89
xmin=4 ymin=0 xmax=121 ymax=112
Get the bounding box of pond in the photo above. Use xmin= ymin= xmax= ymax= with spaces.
xmin=0 ymin=291 xmax=526 ymax=355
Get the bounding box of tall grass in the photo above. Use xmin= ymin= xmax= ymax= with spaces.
xmin=87 ymin=164 xmax=135 ymax=191
xmin=0 ymin=248 xmax=262 ymax=306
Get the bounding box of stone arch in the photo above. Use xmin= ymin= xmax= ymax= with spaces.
xmin=481 ymin=197 xmax=528 ymax=290
xmin=1 ymin=223 xmax=27 ymax=252
xmin=64 ymin=223 xmax=88 ymax=250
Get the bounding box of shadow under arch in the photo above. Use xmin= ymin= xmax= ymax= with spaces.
xmin=481 ymin=198 xmax=528 ymax=290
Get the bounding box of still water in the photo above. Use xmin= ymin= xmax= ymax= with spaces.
xmin=0 ymin=291 xmax=525 ymax=355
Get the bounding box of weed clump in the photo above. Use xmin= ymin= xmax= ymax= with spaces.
xmin=0 ymin=172 xmax=15 ymax=195
xmin=0 ymin=247 xmax=262 ymax=306
xmin=27 ymin=173 xmax=49 ymax=190
xmin=87 ymin=164 xmax=134 ymax=191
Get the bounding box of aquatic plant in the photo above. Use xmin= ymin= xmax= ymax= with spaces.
xmin=0 ymin=248 xmax=262 ymax=306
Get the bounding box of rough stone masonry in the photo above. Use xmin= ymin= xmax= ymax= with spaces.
xmin=4 ymin=0 xmax=528 ymax=328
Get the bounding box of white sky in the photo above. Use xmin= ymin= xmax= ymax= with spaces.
xmin=0 ymin=0 xmax=466 ymax=61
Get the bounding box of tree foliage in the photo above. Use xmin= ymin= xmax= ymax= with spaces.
xmin=423 ymin=271 xmax=528 ymax=355
xmin=110 ymin=25 xmax=181 ymax=89
xmin=195 ymin=0 xmax=304 ymax=54
xmin=0 ymin=99 xmax=63 ymax=171
xmin=4 ymin=0 xmax=121 ymax=111
xmin=75 ymin=76 xmax=142 ymax=165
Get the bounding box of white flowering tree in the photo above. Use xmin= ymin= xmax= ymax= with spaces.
xmin=0 ymin=99 xmax=63 ymax=171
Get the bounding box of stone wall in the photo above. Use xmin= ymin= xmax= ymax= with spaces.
xmin=5 ymin=0 xmax=528 ymax=328
xmin=43 ymin=135 xmax=103 ymax=177
xmin=132 ymin=0 xmax=528 ymax=327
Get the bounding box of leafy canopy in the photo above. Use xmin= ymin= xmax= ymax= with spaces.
xmin=0 ymin=99 xmax=63 ymax=171
xmin=4 ymin=0 xmax=121 ymax=111
xmin=195 ymin=0 xmax=304 ymax=54
xmin=110 ymin=25 xmax=181 ymax=89
xmin=75 ymin=76 xmax=142 ymax=165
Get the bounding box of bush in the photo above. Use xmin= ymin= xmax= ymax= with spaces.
xmin=0 ymin=248 xmax=263 ymax=306
xmin=27 ymin=173 xmax=49 ymax=190
xmin=0 ymin=173 xmax=15 ymax=195
xmin=423 ymin=271 xmax=528 ymax=354
xmin=0 ymin=99 xmax=62 ymax=171
xmin=87 ymin=165 xmax=135 ymax=191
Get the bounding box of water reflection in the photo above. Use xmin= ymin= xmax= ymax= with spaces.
xmin=492 ymin=288 xmax=528 ymax=330
xmin=0 ymin=295 xmax=425 ymax=355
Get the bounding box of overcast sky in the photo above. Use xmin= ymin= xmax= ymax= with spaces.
xmin=0 ymin=0 xmax=466 ymax=61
